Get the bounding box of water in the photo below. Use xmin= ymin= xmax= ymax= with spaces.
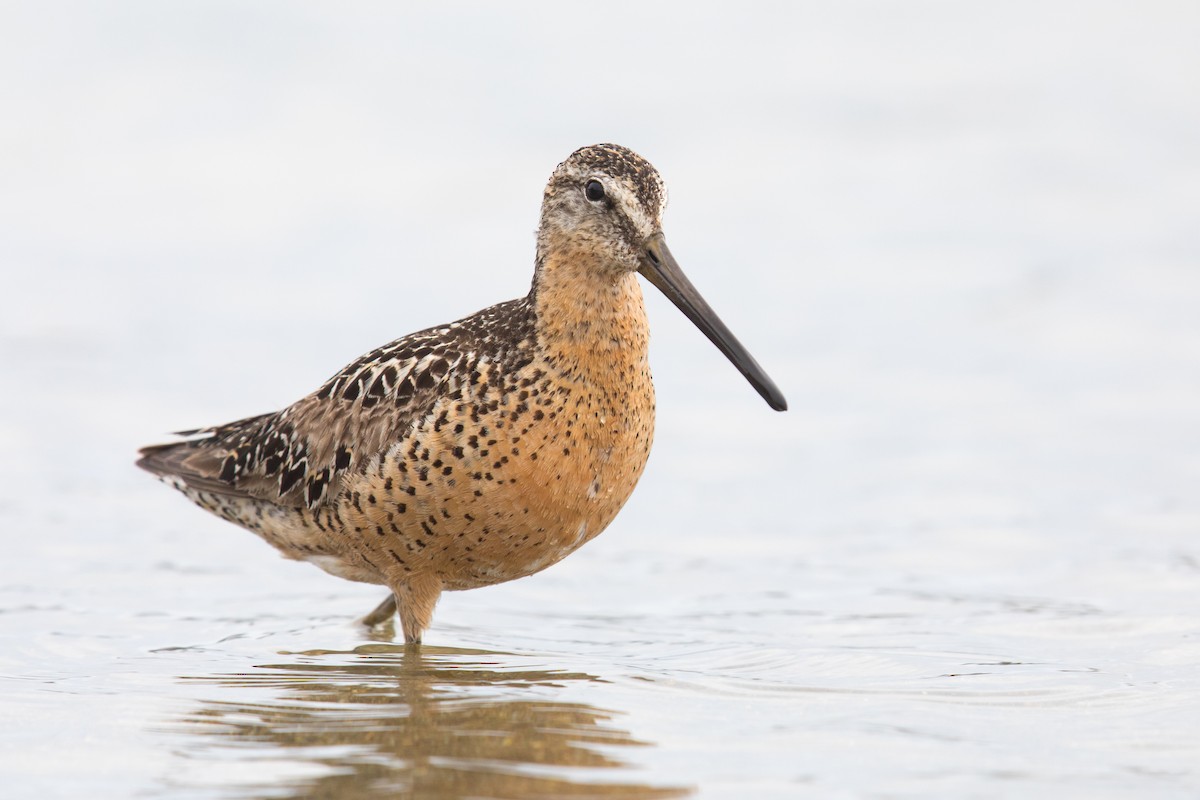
xmin=2 ymin=2 xmax=1199 ymax=798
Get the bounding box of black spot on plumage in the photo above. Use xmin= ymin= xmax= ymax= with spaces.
xmin=396 ymin=378 xmax=415 ymax=405
xmin=279 ymin=462 xmax=306 ymax=495
xmin=335 ymin=447 xmax=352 ymax=470
xmin=374 ymin=365 xmax=398 ymax=394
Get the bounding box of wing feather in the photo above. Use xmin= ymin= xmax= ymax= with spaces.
xmin=138 ymin=298 xmax=535 ymax=508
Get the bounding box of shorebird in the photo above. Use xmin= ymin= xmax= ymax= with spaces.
xmin=138 ymin=144 xmax=787 ymax=643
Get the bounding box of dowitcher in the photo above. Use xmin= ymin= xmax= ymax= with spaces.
xmin=138 ymin=144 xmax=786 ymax=643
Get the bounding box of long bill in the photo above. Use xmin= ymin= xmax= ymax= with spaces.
xmin=639 ymin=233 xmax=787 ymax=411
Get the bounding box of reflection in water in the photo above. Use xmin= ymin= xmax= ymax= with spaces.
xmin=174 ymin=643 xmax=690 ymax=799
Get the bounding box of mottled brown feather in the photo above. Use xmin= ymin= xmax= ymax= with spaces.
xmin=136 ymin=143 xmax=782 ymax=644
xmin=138 ymin=299 xmax=533 ymax=509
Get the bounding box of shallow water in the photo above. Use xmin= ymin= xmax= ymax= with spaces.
xmin=3 ymin=2 xmax=1200 ymax=798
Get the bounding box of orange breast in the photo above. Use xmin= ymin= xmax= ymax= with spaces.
xmin=334 ymin=347 xmax=654 ymax=590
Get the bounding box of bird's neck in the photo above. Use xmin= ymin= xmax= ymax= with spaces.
xmin=529 ymin=244 xmax=650 ymax=379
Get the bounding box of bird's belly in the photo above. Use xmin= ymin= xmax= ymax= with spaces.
xmin=305 ymin=553 xmax=383 ymax=584
xmin=338 ymin=385 xmax=655 ymax=590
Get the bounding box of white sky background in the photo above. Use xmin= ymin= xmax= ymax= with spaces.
xmin=1 ymin=5 xmax=1199 ymax=797
xmin=0 ymin=0 xmax=1198 ymax=534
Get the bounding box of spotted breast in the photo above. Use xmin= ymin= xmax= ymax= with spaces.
xmin=138 ymin=143 xmax=786 ymax=643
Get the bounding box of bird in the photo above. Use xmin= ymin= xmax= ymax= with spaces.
xmin=138 ymin=143 xmax=787 ymax=644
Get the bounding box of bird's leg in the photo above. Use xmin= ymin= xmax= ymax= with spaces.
xmin=360 ymin=593 xmax=397 ymax=627
xmin=393 ymin=573 xmax=444 ymax=645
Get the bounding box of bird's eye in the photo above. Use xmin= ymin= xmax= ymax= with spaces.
xmin=584 ymin=180 xmax=606 ymax=202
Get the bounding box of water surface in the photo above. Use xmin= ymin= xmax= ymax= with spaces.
xmin=2 ymin=2 xmax=1199 ymax=798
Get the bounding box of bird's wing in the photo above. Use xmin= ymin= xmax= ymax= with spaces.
xmin=138 ymin=324 xmax=470 ymax=509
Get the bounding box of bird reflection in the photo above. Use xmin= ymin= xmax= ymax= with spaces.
xmin=175 ymin=644 xmax=690 ymax=799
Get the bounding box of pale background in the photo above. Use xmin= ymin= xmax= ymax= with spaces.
xmin=1 ymin=3 xmax=1198 ymax=798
